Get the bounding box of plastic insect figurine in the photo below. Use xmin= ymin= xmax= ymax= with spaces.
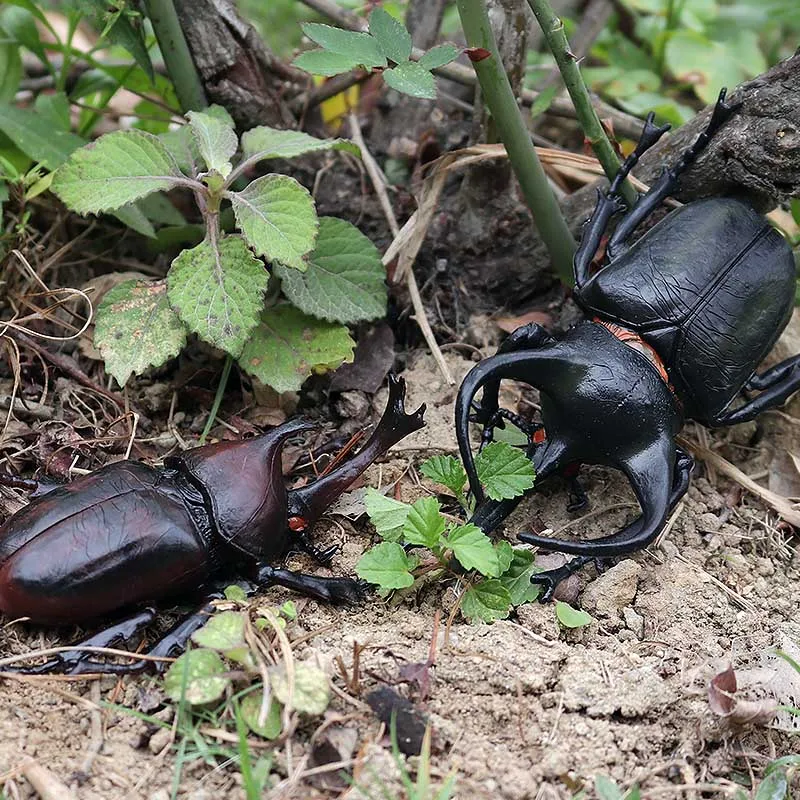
xmin=456 ymin=89 xmax=797 ymax=598
xmin=0 ymin=375 xmax=425 ymax=673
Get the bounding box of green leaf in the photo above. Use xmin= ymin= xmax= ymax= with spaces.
xmin=111 ymin=203 xmax=156 ymax=238
xmin=241 ymin=126 xmax=360 ymax=163
xmin=594 ymin=776 xmax=624 ymax=800
xmin=292 ymin=49 xmax=364 ymax=77
xmin=417 ymin=44 xmax=460 ymax=71
xmin=224 ymin=584 xmax=247 ymax=602
xmin=163 ymin=649 xmax=230 ymax=705
xmin=356 ymin=541 xmax=415 ymax=589
xmin=230 ymin=174 xmax=318 ymax=270
xmin=555 ymin=601 xmax=593 ymax=629
xmin=280 ymin=600 xmax=297 ymax=620
xmin=1 ymin=6 xmax=48 ymax=66
xmin=364 ymin=487 xmax=411 ymax=541
xmin=270 ymin=663 xmax=330 ymax=715
xmin=187 ymin=108 xmax=238 ymax=177
xmin=0 ymin=27 xmax=22 ymax=104
xmin=240 ymin=692 xmax=282 ymax=739
xmin=369 ymin=7 xmax=412 ymax=64
xmin=167 ymin=235 xmax=268 ymax=357
xmin=419 ymin=455 xmax=467 ymax=497
xmin=383 ymin=62 xmax=436 ymax=99
xmin=402 ymin=496 xmax=445 ymax=548
xmin=94 ymin=279 xmax=187 ymax=385
xmin=498 ymin=549 xmax=542 ymax=606
xmin=240 ymin=304 xmax=354 ymax=393
xmin=494 ymin=540 xmax=514 ymax=574
xmin=300 ymin=23 xmax=387 ymax=69
xmin=0 ymin=103 xmax=85 ymax=169
xmin=461 ymin=580 xmax=511 ymax=622
xmin=448 ymin=523 xmax=504 ymax=576
xmin=475 ymin=441 xmax=535 ymax=501
xmin=275 ymin=216 xmax=386 ymax=324
xmin=753 ymin=771 xmax=788 ymax=800
xmin=191 ymin=610 xmax=246 ymax=651
xmin=530 ymin=84 xmax=559 ymax=119
xmin=34 ymin=92 xmax=71 ymax=132
xmin=52 ymin=130 xmax=186 ymax=214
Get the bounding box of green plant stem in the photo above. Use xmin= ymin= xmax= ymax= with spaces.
xmin=455 ymin=0 xmax=576 ymax=284
xmin=143 ymin=0 xmax=207 ymax=112
xmin=525 ymin=0 xmax=637 ymax=206
xmin=199 ymin=354 xmax=234 ymax=444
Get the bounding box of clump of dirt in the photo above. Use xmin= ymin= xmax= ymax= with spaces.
xmin=1 ymin=348 xmax=799 ymax=799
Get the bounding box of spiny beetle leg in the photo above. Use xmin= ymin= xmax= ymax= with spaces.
xmin=255 ymin=564 xmax=368 ymax=604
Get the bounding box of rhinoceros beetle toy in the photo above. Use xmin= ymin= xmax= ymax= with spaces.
xmin=0 ymin=375 xmax=425 ymax=674
xmin=456 ymin=89 xmax=798 ymax=599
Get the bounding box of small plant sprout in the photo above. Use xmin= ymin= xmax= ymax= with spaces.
xmin=51 ymin=106 xmax=388 ymax=394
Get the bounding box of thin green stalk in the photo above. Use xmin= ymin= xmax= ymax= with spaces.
xmin=199 ymin=354 xmax=234 ymax=445
xmin=456 ymin=0 xmax=576 ymax=284
xmin=143 ymin=0 xmax=207 ymax=112
xmin=525 ymin=0 xmax=638 ymax=206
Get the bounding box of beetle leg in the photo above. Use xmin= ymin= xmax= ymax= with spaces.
xmin=254 ymin=564 xmax=368 ymax=604
xmin=0 ymin=471 xmax=38 ymax=492
xmin=606 ymin=88 xmax=740 ymax=259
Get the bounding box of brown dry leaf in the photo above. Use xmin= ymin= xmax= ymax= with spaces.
xmin=708 ymin=665 xmax=778 ymax=726
xmin=495 ymin=310 xmax=553 ymax=334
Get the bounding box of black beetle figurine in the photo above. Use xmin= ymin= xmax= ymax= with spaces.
xmin=0 ymin=375 xmax=425 ymax=673
xmin=456 ymin=89 xmax=798 ymax=599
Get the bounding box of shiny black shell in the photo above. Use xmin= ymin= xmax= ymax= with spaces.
xmin=575 ymin=198 xmax=796 ymax=421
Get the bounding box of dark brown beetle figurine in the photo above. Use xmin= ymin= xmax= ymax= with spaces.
xmin=0 ymin=375 xmax=425 ymax=674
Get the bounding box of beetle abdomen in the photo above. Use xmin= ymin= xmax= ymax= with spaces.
xmin=577 ymin=198 xmax=796 ymax=419
xmin=0 ymin=462 xmax=210 ymax=623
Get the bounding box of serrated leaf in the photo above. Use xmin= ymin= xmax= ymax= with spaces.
xmin=475 ymin=441 xmax=535 ymax=501
xmin=191 ymin=610 xmax=246 ymax=651
xmin=364 ymin=487 xmax=411 ymax=541
xmin=301 ymin=23 xmax=387 ymax=69
xmin=555 ymin=601 xmax=593 ymax=629
xmin=167 ymin=235 xmax=268 ymax=357
xmin=461 ymin=580 xmax=511 ymax=622
xmin=270 ymin=663 xmax=330 ymax=715
xmin=293 ymin=49 xmax=364 ymax=77
xmin=163 ymin=649 xmax=230 ymax=705
xmin=448 ymin=523 xmax=506 ymax=576
xmin=94 ymin=279 xmax=186 ymax=385
xmin=275 ymin=217 xmax=386 ymax=323
xmin=0 ymin=103 xmax=85 ymax=169
xmin=52 ymin=130 xmax=186 ymax=214
xmin=240 ymin=692 xmax=282 ymax=739
xmin=402 ymin=496 xmax=444 ymax=548
xmin=417 ymin=44 xmax=460 ymax=71
xmin=369 ymin=8 xmax=412 ymax=64
xmin=356 ymin=541 xmax=415 ymax=589
xmin=498 ymin=549 xmax=542 ymax=606
xmin=494 ymin=540 xmax=514 ymax=574
xmin=383 ymin=62 xmax=436 ymax=99
xmin=419 ymin=455 xmax=467 ymax=496
xmin=187 ymin=108 xmax=238 ymax=177
xmin=241 ymin=127 xmax=359 ymax=163
xmin=240 ymin=304 xmax=354 ymax=393
xmin=231 ymin=174 xmax=317 ymax=270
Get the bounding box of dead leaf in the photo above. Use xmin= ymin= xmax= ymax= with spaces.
xmin=708 ymin=665 xmax=778 ymax=727
xmin=495 ymin=310 xmax=553 ymax=334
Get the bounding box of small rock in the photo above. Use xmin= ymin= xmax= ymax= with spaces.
xmin=149 ymin=790 xmax=170 ymax=800
xmin=622 ymin=606 xmax=645 ymax=639
xmin=335 ymin=390 xmax=370 ymax=420
xmin=148 ymin=727 xmax=172 ymax=755
xmin=580 ymin=560 xmax=641 ymax=618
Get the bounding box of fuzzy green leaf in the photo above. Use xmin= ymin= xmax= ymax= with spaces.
xmin=419 ymin=455 xmax=467 ymax=496
xmin=292 ymin=49 xmax=363 ymax=77
xmin=224 ymin=584 xmax=247 ymax=602
xmin=461 ymin=580 xmax=512 ymax=622
xmin=300 ymin=23 xmax=387 ymax=69
xmin=270 ymin=663 xmax=330 ymax=715
xmin=448 ymin=523 xmax=503 ymax=576
xmin=276 ymin=217 xmax=386 ymax=323
xmin=94 ymin=279 xmax=187 ymax=386
xmin=475 ymin=441 xmax=535 ymax=501
xmin=369 ymin=7 xmax=412 ymax=63
xmin=241 ymin=127 xmax=360 ymax=163
xmin=402 ymin=496 xmax=445 ymax=548
xmin=417 ymin=44 xmax=460 ymax=71
xmin=163 ymin=649 xmax=229 ymax=705
xmin=52 ymin=130 xmax=186 ymax=214
xmin=555 ymin=601 xmax=593 ymax=629
xmin=498 ymin=549 xmax=541 ymax=606
xmin=364 ymin=488 xmax=411 ymax=542
xmin=187 ymin=108 xmax=238 ymax=177
xmin=167 ymin=235 xmax=269 ymax=357
xmin=230 ymin=174 xmax=317 ymax=270
xmin=0 ymin=102 xmax=84 ymax=169
xmin=383 ymin=62 xmax=436 ymax=99
xmin=240 ymin=304 xmax=354 ymax=393
xmin=191 ymin=611 xmax=246 ymax=651
xmin=356 ymin=541 xmax=415 ymax=590
xmin=241 ymin=692 xmax=282 ymax=739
